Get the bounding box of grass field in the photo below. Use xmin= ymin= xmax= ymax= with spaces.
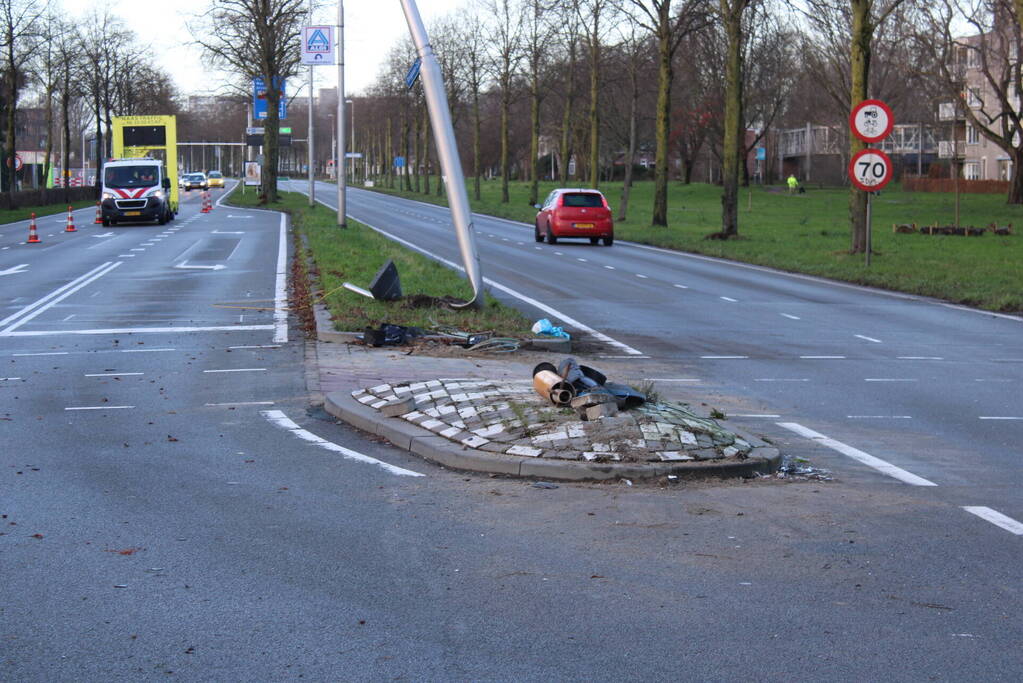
xmin=367 ymin=177 xmax=1023 ymax=313
xmin=228 ymin=190 xmax=534 ymax=337
xmin=0 ymin=199 xmax=101 ymax=226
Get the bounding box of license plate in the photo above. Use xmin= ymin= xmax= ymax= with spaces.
xmin=124 ymin=211 xmax=141 ymax=216
xmin=574 ymin=223 xmax=594 ymax=228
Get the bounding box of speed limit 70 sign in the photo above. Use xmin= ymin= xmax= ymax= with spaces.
xmin=848 ymin=149 xmax=893 ymax=192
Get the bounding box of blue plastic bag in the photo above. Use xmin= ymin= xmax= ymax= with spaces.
xmin=531 ymin=318 xmax=570 ymax=340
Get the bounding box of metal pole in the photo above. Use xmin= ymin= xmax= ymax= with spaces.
xmin=308 ymin=0 xmax=315 ymax=207
xmin=336 ymin=0 xmax=346 ymax=227
xmin=398 ymin=0 xmax=482 ymax=308
xmin=865 ymin=191 xmax=872 ymax=267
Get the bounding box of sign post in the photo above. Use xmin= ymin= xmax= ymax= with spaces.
xmin=849 ymin=99 xmax=894 ymax=266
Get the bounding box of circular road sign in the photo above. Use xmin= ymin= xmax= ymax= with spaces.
xmin=6 ymin=154 xmax=23 ymax=171
xmin=850 ymin=99 xmax=894 ymax=143
xmin=848 ymin=148 xmax=893 ymax=192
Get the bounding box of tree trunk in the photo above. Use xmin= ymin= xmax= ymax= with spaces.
xmin=588 ymin=29 xmax=600 ymax=189
xmin=529 ymin=69 xmax=541 ymax=207
xmin=423 ymin=108 xmax=431 ymax=195
xmin=618 ymin=64 xmax=638 ymax=223
xmin=652 ymin=3 xmax=673 ymax=226
xmin=1010 ymin=149 xmax=1023 ymax=204
xmin=501 ymin=77 xmax=510 ymax=203
xmin=848 ymin=0 xmax=871 ymax=253
xmin=560 ymin=40 xmax=576 ymax=184
xmin=719 ymin=0 xmax=745 ymax=238
xmin=61 ymin=93 xmax=71 ymax=204
xmin=473 ymin=88 xmax=481 ymax=200
xmin=43 ymin=90 xmax=54 ymax=189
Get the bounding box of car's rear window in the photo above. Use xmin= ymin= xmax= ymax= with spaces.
xmin=562 ymin=193 xmax=603 ymax=208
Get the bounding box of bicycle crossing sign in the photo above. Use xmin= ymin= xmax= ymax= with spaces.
xmin=301 ymin=26 xmax=335 ymax=65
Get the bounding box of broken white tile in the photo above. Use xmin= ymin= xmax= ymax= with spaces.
xmin=423 ymin=407 xmax=442 ymax=418
xmin=458 ymin=406 xmax=478 ymax=419
xmin=461 ymin=435 xmax=490 ymax=448
xmin=440 ymin=426 xmax=461 ymax=438
xmin=657 ymin=422 xmax=676 ymax=436
xmin=370 ymin=384 xmax=392 ymax=393
xmin=590 ymin=442 xmax=615 ymax=453
xmin=678 ymin=431 xmax=698 ymax=446
xmin=533 ymin=429 xmax=569 ymax=444
xmin=393 ymin=386 xmax=413 ymax=395
xmin=351 ymin=390 xmax=368 ymax=399
xmin=437 ymin=405 xmax=457 ymax=415
xmin=640 ymin=424 xmax=661 ymax=440
xmin=507 ymin=445 xmax=543 ymax=457
xmin=420 ymin=419 xmax=445 ymax=431
xmin=473 ymin=424 xmax=506 ymax=438
xmin=722 ymin=446 xmax=739 ymax=457
xmin=452 ymin=420 xmax=466 ymax=429
xmin=566 ymin=423 xmax=586 ymax=438
xmin=467 ymin=392 xmax=486 ymax=401
xmin=582 ymin=452 xmax=621 ymax=461
xmin=658 ymin=451 xmax=695 ymax=461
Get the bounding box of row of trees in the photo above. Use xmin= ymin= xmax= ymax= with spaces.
xmin=0 ymin=0 xmax=178 ymax=206
xmin=348 ymin=0 xmax=1023 ymax=253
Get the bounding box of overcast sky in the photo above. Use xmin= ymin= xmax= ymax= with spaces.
xmin=60 ymin=0 xmax=467 ymax=99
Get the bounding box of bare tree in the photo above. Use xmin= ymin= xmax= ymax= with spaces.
xmin=0 ymin=0 xmax=44 ymax=201
xmin=918 ymin=0 xmax=1023 ymax=203
xmin=192 ymin=0 xmax=305 ymax=202
xmin=577 ymin=0 xmax=618 ymax=189
xmin=522 ymin=0 xmax=557 ymax=206
xmin=486 ymin=0 xmax=525 ymax=203
xmin=454 ymin=4 xmax=488 ymax=200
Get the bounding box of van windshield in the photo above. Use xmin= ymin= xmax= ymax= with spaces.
xmin=104 ymin=165 xmax=159 ymax=188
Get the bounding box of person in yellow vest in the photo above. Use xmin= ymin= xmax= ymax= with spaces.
xmin=787 ymin=174 xmax=799 ymax=194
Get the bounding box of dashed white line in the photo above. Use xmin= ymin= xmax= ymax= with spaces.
xmin=847 ymin=415 xmax=913 ymax=419
xmin=576 ymin=258 xmax=588 ymax=262
xmin=865 ymin=378 xmax=917 ymax=382
xmin=13 ymin=352 xmax=67 ymax=356
xmin=781 ymin=313 xmax=801 ymax=320
xmin=673 ymin=284 xmax=688 ymax=289
xmin=203 ymin=368 xmax=267 ymax=373
xmin=978 ymin=416 xmax=1023 ymax=421
xmin=604 ymin=265 xmax=615 ymax=270
xmin=720 ymin=296 xmax=738 ymax=302
xmin=777 ymin=422 xmax=937 ymax=486
xmin=229 ymin=344 xmax=281 ymax=349
xmin=261 ymin=409 xmax=423 ymax=477
xmin=898 ymin=356 xmax=943 ymax=360
xmin=755 ymin=378 xmax=809 ymax=382
xmin=85 ymin=372 xmax=145 ymax=377
xmin=701 ymin=355 xmax=748 ymax=359
xmin=121 ymin=348 xmax=175 ymax=353
xmin=1 ymin=377 xmax=22 ymax=381
xmin=962 ymin=507 xmax=1023 ymax=535
xmin=801 ymin=355 xmax=845 ymax=359
xmin=273 ymin=212 xmax=288 ymax=343
xmin=65 ymin=405 xmax=135 ymax=411
xmin=206 ymin=401 xmax=275 ymax=406
xmin=644 ymin=378 xmax=702 ymax=383
xmin=731 ymin=414 xmax=781 ymax=418
xmin=636 ymin=274 xmax=649 ymax=279
xmin=855 ymin=334 xmax=882 ymax=343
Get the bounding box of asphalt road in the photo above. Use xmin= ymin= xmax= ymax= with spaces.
xmin=1 ymin=180 xmax=1020 ymax=680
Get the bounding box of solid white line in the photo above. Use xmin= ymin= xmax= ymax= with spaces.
xmin=273 ymin=213 xmax=288 ymax=343
xmin=777 ymin=422 xmax=937 ymax=486
xmin=65 ymin=405 xmax=135 ymax=411
xmin=855 ymin=334 xmax=882 ymax=343
xmin=261 ymin=409 xmax=423 ymax=477
xmin=203 ymin=368 xmax=267 ymax=373
xmin=13 ymin=351 xmax=68 ymax=356
xmin=5 ymin=325 xmax=274 ymax=337
xmin=978 ymin=416 xmax=1023 ymax=420
xmin=781 ymin=313 xmax=801 ymax=320
xmin=962 ymin=507 xmax=1023 ymax=535
xmin=801 ymin=355 xmax=845 ymax=359
xmin=85 ymin=372 xmax=144 ymax=377
xmin=0 ymin=262 xmax=118 ymax=330
xmin=1 ymin=262 xmax=122 ymax=336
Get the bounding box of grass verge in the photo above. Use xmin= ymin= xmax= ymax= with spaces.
xmin=367 ymin=177 xmax=1023 ymax=313
xmin=227 ymin=188 xmax=535 ymax=337
xmin=0 ymin=199 xmax=101 ymax=225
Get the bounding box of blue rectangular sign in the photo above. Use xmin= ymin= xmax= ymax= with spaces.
xmin=253 ymin=77 xmax=287 ymax=120
xmin=405 ymin=58 xmax=421 ymax=90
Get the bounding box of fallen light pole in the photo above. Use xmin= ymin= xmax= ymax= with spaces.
xmin=398 ymin=0 xmax=484 ymax=309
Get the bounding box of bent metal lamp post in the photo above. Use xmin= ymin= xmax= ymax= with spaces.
xmin=398 ymin=0 xmax=484 ymax=310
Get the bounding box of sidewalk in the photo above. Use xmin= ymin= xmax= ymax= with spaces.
xmin=315 ymin=311 xmax=780 ymax=482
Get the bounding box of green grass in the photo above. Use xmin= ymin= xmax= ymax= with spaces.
xmin=228 ymin=189 xmax=534 ymax=336
xmin=0 ymin=198 xmax=101 ymax=225
xmin=368 ymin=177 xmax=1023 ymax=313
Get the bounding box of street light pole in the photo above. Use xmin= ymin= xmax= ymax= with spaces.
xmin=336 ymin=0 xmax=346 ymax=228
xmin=307 ymin=0 xmax=315 ymax=207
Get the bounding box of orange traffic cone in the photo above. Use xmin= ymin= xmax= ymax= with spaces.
xmin=93 ymin=201 xmax=102 ymax=224
xmin=27 ymin=213 xmax=40 ymax=243
xmin=64 ymin=206 xmax=77 ymax=232
xmin=200 ymin=191 xmax=211 ymax=213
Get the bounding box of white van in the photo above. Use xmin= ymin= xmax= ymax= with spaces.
xmin=100 ymin=158 xmax=175 ymax=226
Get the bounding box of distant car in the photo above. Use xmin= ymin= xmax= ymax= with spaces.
xmin=181 ymin=173 xmax=207 ymax=191
xmin=207 ymin=171 xmax=224 ymax=188
xmin=534 ymin=189 xmax=614 ymax=246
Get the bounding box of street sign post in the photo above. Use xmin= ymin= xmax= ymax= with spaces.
xmin=848 ymin=98 xmax=894 ymax=266
xmin=301 ymin=26 xmax=335 ymax=65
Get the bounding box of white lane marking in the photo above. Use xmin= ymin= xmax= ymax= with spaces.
xmin=203 ymin=368 xmax=267 ymax=373
xmin=65 ymin=405 xmax=135 ymax=411
xmin=801 ymin=355 xmax=845 ymax=359
xmin=755 ymin=378 xmax=809 ymax=382
xmin=273 ymin=213 xmax=288 ymax=343
xmin=229 ymin=344 xmax=281 ymax=349
xmin=855 ymin=334 xmax=882 ymax=343
xmin=118 ymin=254 xmax=136 ymax=257
xmin=978 ymin=416 xmax=1023 ymax=420
xmin=576 ymin=258 xmax=587 ymax=262
xmin=975 ymin=379 xmax=1013 ymax=382
xmin=597 ymin=355 xmax=650 ymax=359
xmin=554 ymin=251 xmax=564 ymax=256
xmin=62 ymin=314 xmax=76 ymax=321
xmin=777 ymin=422 xmax=937 ymax=486
xmin=261 ymin=410 xmax=423 ymax=477
xmin=1 ymin=377 xmax=22 ymax=380
xmin=206 ymin=401 xmax=275 ymax=406
xmin=673 ymin=284 xmax=687 ymax=289
xmin=781 ymin=313 xmax=800 ymax=320
xmin=121 ymin=348 xmax=175 ymax=353
xmin=604 ymin=265 xmax=615 ymax=270
xmin=865 ymin=378 xmax=917 ymax=382
xmin=141 ymin=242 xmax=156 ymax=246
xmin=731 ymin=414 xmax=782 ymax=418
xmin=0 ymin=262 xmax=120 ymax=331
xmin=130 ymin=248 xmax=146 ymax=252
xmin=847 ymin=415 xmax=913 ymax=419
xmin=992 ymin=358 xmax=1023 ymax=362
xmin=174 ymin=261 xmax=225 ymax=270
xmin=6 ymin=325 xmax=274 ymax=337
xmin=636 ymin=273 xmax=649 ymax=279
xmin=212 ymin=230 xmax=245 ymax=234
xmin=85 ymin=372 xmax=144 ymax=377
xmin=13 ymin=351 xmax=68 ymax=356
xmin=0 ymin=264 xmax=28 ymax=276
xmin=720 ymin=296 xmax=738 ymax=302
xmin=898 ymin=356 xmax=943 ymax=360
xmin=701 ymin=355 xmax=748 ymax=359
xmin=962 ymin=507 xmax=1023 ymax=535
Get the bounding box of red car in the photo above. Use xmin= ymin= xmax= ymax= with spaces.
xmin=534 ymin=188 xmax=614 ymax=246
